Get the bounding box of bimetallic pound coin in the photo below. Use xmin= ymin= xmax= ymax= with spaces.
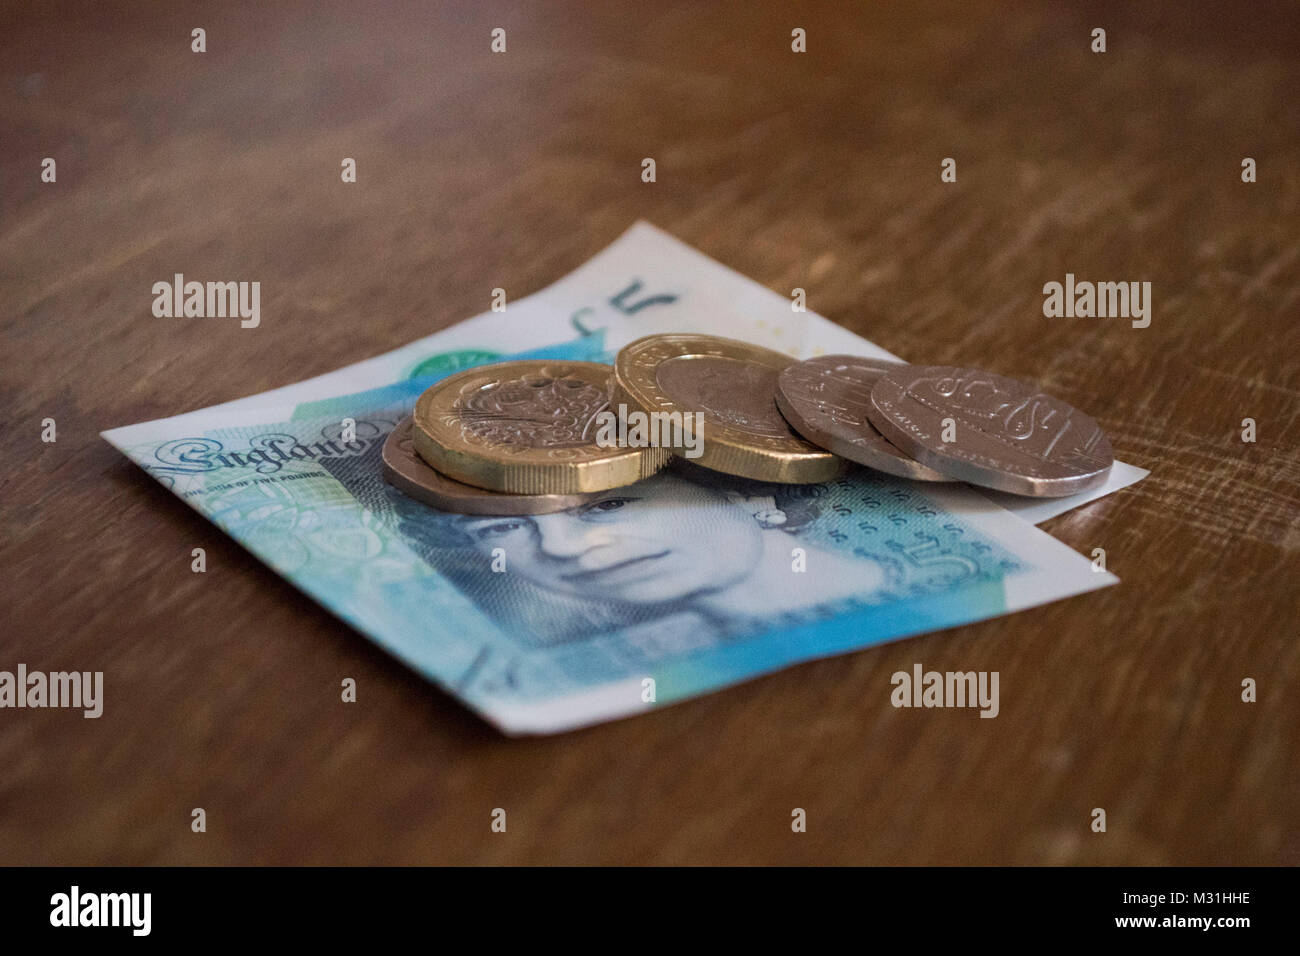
xmin=412 ymin=360 xmax=670 ymax=494
xmin=866 ymin=365 xmax=1114 ymax=497
xmin=382 ymin=418 xmax=602 ymax=515
xmin=612 ymin=334 xmax=845 ymax=484
xmin=774 ymin=355 xmax=953 ymax=482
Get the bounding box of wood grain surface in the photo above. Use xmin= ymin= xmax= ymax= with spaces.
xmin=2 ymin=0 xmax=1297 ymax=865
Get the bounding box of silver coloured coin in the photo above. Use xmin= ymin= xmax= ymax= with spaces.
xmin=774 ymin=355 xmax=953 ymax=482
xmin=865 ymin=365 xmax=1114 ymax=497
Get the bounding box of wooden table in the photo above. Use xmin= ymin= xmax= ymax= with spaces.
xmin=2 ymin=0 xmax=1296 ymax=865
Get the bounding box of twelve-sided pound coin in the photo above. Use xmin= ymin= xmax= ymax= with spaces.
xmin=611 ymin=334 xmax=844 ymax=484
xmin=412 ymin=360 xmax=670 ymax=494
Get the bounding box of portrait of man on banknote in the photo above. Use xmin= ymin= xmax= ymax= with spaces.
xmin=321 ymin=436 xmax=900 ymax=651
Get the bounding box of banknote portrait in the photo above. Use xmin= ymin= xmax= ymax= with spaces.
xmin=320 ymin=428 xmax=905 ymax=652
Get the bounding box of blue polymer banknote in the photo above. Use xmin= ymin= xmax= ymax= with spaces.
xmin=103 ymin=223 xmax=1143 ymax=733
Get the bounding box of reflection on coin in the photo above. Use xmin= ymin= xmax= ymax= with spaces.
xmin=612 ymin=334 xmax=844 ymax=483
xmin=774 ymin=355 xmax=953 ymax=482
xmin=412 ymin=360 xmax=670 ymax=494
xmin=382 ymin=418 xmax=602 ymax=514
xmin=866 ymin=365 xmax=1114 ymax=497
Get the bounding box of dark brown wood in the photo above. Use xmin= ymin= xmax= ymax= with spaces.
xmin=1 ymin=0 xmax=1297 ymax=865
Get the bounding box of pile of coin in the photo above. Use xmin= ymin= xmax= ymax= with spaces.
xmin=383 ymin=334 xmax=1114 ymax=514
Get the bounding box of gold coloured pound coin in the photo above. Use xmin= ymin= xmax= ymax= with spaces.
xmin=383 ymin=418 xmax=604 ymax=514
xmin=611 ymin=334 xmax=845 ymax=483
xmin=411 ymin=360 xmax=670 ymax=494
